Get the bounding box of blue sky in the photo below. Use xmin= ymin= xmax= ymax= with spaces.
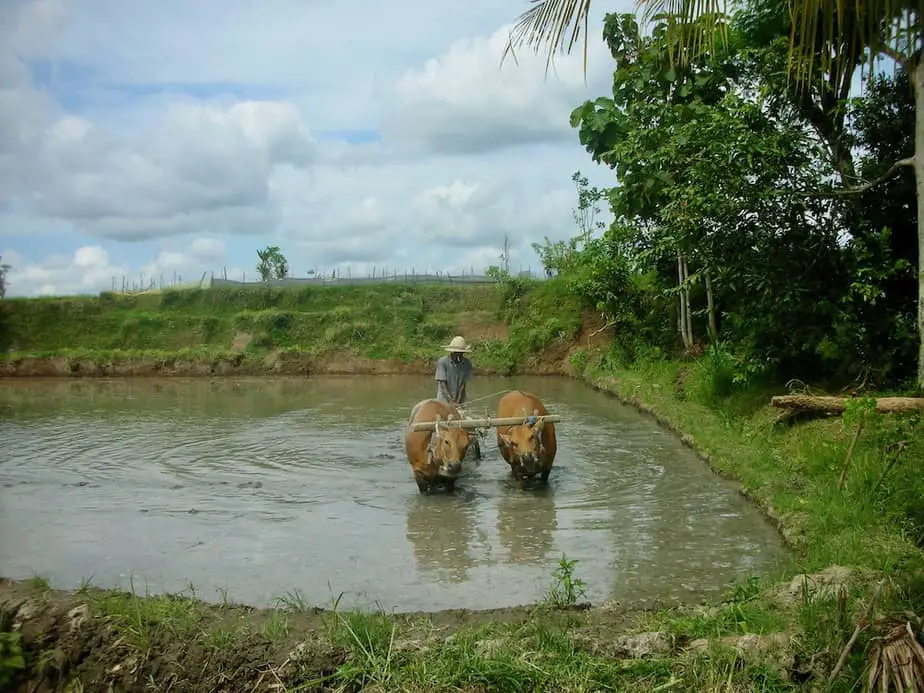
xmin=0 ymin=0 xmax=632 ymax=295
xmin=0 ymin=0 xmax=892 ymax=297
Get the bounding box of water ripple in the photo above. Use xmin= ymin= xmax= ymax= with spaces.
xmin=0 ymin=375 xmax=787 ymax=612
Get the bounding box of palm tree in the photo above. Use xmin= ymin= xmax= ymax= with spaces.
xmin=504 ymin=0 xmax=924 ymax=390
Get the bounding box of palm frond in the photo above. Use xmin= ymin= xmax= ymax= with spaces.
xmin=787 ymin=0 xmax=917 ymax=89
xmin=502 ymin=0 xmax=735 ymax=79
xmin=637 ymin=0 xmax=731 ymax=65
xmin=637 ymin=0 xmax=734 ymax=71
xmin=501 ymin=0 xmax=595 ymax=79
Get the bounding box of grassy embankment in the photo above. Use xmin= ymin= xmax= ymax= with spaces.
xmin=2 ymin=280 xmax=924 ymax=692
xmin=0 ymin=282 xmax=588 ymax=377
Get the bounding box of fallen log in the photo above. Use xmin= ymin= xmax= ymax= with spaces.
xmin=770 ymin=395 xmax=924 ymax=415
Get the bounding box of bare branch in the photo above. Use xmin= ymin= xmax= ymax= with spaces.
xmin=777 ymin=157 xmax=914 ymax=198
xmin=589 ymin=320 xmax=618 ymax=337
xmin=828 ymin=579 xmax=886 ymax=684
xmin=878 ymin=43 xmax=909 ymax=68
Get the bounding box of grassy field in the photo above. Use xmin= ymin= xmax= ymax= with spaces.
xmin=2 ymin=280 xmax=924 ymax=691
xmin=0 ymin=281 xmax=588 ymax=376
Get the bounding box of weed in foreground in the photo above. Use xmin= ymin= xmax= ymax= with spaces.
xmin=262 ymin=611 xmax=291 ymax=642
xmin=89 ymin=578 xmax=205 ymax=651
xmin=26 ymin=574 xmax=50 ymax=593
xmin=541 ymin=554 xmax=589 ymax=608
xmin=0 ymin=631 xmax=26 ymax=690
xmin=324 ymin=609 xmax=400 ymax=691
xmin=273 ymin=589 xmax=312 ymax=613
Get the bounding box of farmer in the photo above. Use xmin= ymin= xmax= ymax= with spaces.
xmin=436 ymin=335 xmax=473 ymax=407
xmin=435 ymin=335 xmax=481 ymax=460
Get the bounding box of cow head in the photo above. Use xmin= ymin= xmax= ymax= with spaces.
xmin=429 ymin=416 xmax=471 ymax=478
xmin=499 ymin=417 xmax=546 ymax=476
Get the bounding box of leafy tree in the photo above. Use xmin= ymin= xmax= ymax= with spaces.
xmin=0 ymin=255 xmax=9 ymax=299
xmin=506 ymin=0 xmax=924 ymax=390
xmin=256 ymin=246 xmax=289 ymax=281
xmin=570 ymin=13 xmax=843 ymax=366
xmin=532 ymin=170 xmax=607 ymax=277
xmin=834 ymin=68 xmax=919 ymax=386
xmin=486 ymin=233 xmax=513 ymax=280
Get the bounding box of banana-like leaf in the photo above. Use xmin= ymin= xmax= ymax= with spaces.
xmin=504 ymin=0 xmax=917 ymax=90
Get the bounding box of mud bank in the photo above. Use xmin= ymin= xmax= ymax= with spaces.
xmin=0 ymin=350 xmax=576 ymax=378
xmin=0 ymin=578 xmax=629 ymax=693
xmin=0 ymin=577 xmax=809 ymax=693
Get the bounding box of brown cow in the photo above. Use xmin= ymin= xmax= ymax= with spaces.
xmin=404 ymin=398 xmax=472 ymax=493
xmin=495 ymin=390 xmax=557 ymax=482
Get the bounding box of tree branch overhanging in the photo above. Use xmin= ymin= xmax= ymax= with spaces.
xmin=877 ymin=43 xmax=909 ymax=69
xmin=775 ymin=157 xmax=914 ymax=198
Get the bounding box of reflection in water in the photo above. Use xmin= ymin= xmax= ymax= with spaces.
xmin=405 ymin=491 xmax=478 ymax=583
xmin=495 ymin=481 xmax=557 ymax=565
xmin=0 ymin=375 xmax=789 ymax=611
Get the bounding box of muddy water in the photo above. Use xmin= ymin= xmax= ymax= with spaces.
xmin=0 ymin=376 xmax=786 ymax=612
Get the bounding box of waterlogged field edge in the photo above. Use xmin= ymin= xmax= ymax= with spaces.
xmin=2 ymin=283 xmax=923 ymax=690
xmin=2 ymin=355 xmax=922 ymax=691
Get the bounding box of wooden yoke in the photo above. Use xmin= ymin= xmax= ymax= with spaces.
xmin=410 ymin=414 xmax=562 ymax=432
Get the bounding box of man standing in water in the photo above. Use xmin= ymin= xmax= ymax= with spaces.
xmin=435 ymin=335 xmax=481 ymax=460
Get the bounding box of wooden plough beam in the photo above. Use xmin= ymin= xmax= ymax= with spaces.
xmin=411 ymin=414 xmax=562 ymax=432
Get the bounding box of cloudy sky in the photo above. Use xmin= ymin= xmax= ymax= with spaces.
xmin=0 ymin=0 xmax=632 ymax=297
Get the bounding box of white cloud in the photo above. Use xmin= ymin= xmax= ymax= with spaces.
xmin=383 ymin=24 xmax=613 ymax=155
xmin=190 ymin=237 xmax=227 ymax=260
xmin=2 ymin=245 xmax=128 ymax=296
xmin=0 ymin=0 xmax=624 ymax=297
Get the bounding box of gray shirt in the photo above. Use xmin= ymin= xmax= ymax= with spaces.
xmin=435 ymin=354 xmax=472 ymax=406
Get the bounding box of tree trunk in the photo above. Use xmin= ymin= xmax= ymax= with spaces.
xmin=677 ymin=252 xmax=691 ymax=350
xmin=915 ymin=60 xmax=924 ymax=392
xmin=683 ymin=256 xmax=694 ymax=346
xmin=704 ymin=269 xmax=717 ymax=342
xmin=770 ymin=394 xmax=924 ymax=414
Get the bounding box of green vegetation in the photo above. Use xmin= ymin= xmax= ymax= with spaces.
xmin=540 ymin=554 xmax=590 ymax=609
xmin=0 ymin=254 xmax=8 ymax=300
xmin=1 ymin=538 xmax=917 ymax=693
xmin=0 ymin=281 xmax=584 ymax=374
xmin=3 ymin=0 xmax=924 ymax=690
xmin=0 ymin=632 xmax=25 ymax=691
xmin=256 ymin=244 xmax=290 ymax=281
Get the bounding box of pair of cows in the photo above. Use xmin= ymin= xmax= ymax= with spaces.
xmin=403 ymin=389 xmax=557 ymax=494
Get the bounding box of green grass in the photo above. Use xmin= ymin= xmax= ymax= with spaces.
xmin=582 ymin=354 xmax=924 ymax=576
xmin=50 ymin=574 xmax=795 ymax=692
xmin=0 ymin=281 xmax=584 ymax=373
xmin=4 ymin=278 xmax=924 ymax=690
xmin=572 ymin=350 xmax=924 ymax=691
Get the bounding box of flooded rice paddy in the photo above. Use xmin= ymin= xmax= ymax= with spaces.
xmin=0 ymin=375 xmax=786 ymax=612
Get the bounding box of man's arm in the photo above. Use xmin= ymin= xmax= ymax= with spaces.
xmin=455 ymin=381 xmax=467 ymax=405
xmin=435 ymin=358 xmax=454 ymax=402
xmin=454 ymin=358 xmax=472 ymax=405
xmin=438 ymin=379 xmax=454 ymax=402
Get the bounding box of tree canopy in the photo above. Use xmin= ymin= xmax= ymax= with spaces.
xmin=532 ymin=0 xmax=919 ymax=391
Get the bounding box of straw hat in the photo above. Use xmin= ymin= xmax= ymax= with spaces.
xmin=443 ymin=335 xmax=473 ymax=353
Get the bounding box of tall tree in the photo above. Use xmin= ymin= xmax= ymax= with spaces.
xmin=0 ymin=255 xmax=9 ymax=299
xmin=505 ymin=0 xmax=924 ymax=390
xmin=256 ymin=246 xmax=290 ymax=281
xmin=570 ymin=12 xmax=843 ymax=369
